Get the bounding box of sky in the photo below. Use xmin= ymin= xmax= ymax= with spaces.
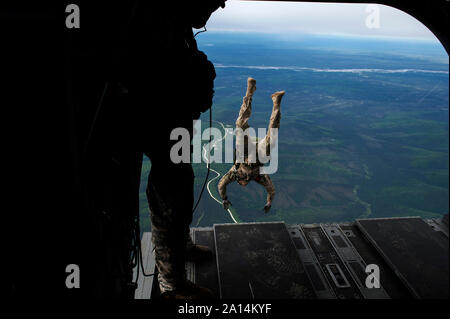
xmin=204 ymin=0 xmax=439 ymax=41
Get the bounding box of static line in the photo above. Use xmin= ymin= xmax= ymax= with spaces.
xmin=202 ymin=120 xmax=238 ymax=224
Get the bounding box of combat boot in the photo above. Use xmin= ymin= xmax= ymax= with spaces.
xmin=186 ymin=243 xmax=214 ymax=262
xmin=271 ymin=90 xmax=285 ymax=104
xmin=160 ymin=280 xmax=214 ymax=299
xmin=247 ymin=77 xmax=256 ymax=96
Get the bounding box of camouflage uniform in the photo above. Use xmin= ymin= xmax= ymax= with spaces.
xmin=146 ymin=156 xmax=209 ymax=295
xmin=141 ymin=24 xmax=214 ymax=295
xmin=146 ymin=161 xmax=194 ymax=293
xmin=218 ymin=164 xmax=276 ymax=205
xmin=129 ymin=2 xmax=219 ymax=298
xmin=218 ymin=78 xmax=283 ymax=207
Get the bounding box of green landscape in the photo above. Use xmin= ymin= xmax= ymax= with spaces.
xmin=139 ymin=32 xmax=448 ymax=232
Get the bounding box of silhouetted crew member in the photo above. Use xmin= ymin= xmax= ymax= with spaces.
xmin=123 ymin=1 xmax=226 ymax=299
xmin=218 ymin=77 xmax=284 ymax=213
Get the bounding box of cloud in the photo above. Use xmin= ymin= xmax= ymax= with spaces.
xmin=206 ymin=1 xmax=438 ymax=41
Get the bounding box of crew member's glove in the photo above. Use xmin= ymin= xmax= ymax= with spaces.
xmin=222 ymin=199 xmax=232 ymax=210
xmin=263 ymin=202 xmax=272 ymax=214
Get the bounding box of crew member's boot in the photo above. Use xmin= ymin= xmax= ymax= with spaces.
xmin=185 ymin=236 xmax=213 ymax=262
xmin=160 ymin=280 xmax=214 ymax=299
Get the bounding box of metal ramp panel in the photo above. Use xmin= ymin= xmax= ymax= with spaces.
xmin=300 ymin=224 xmax=363 ymax=299
xmin=425 ymin=218 xmax=449 ymax=238
xmin=287 ymin=225 xmax=336 ymax=299
xmin=339 ymin=223 xmax=412 ymax=299
xmin=356 ymin=217 xmax=449 ymax=299
xmin=214 ymin=222 xmax=316 ymax=299
xmin=321 ymin=223 xmax=390 ymax=299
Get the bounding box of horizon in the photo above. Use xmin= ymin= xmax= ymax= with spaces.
xmin=196 ymin=30 xmax=449 ymax=65
xmin=199 ymin=29 xmax=444 ymax=44
xmin=204 ymin=1 xmax=443 ymax=43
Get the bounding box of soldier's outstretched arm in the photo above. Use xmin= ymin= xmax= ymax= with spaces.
xmin=255 ymin=174 xmax=275 ymax=213
xmin=218 ymin=167 xmax=236 ymax=209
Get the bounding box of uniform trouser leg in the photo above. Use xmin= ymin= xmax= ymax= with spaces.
xmin=146 ymin=162 xmax=194 ymax=293
xmin=235 ymin=95 xmax=252 ymax=131
xmin=236 ymin=78 xmax=256 ymax=161
xmin=258 ymin=92 xmax=283 ymax=156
